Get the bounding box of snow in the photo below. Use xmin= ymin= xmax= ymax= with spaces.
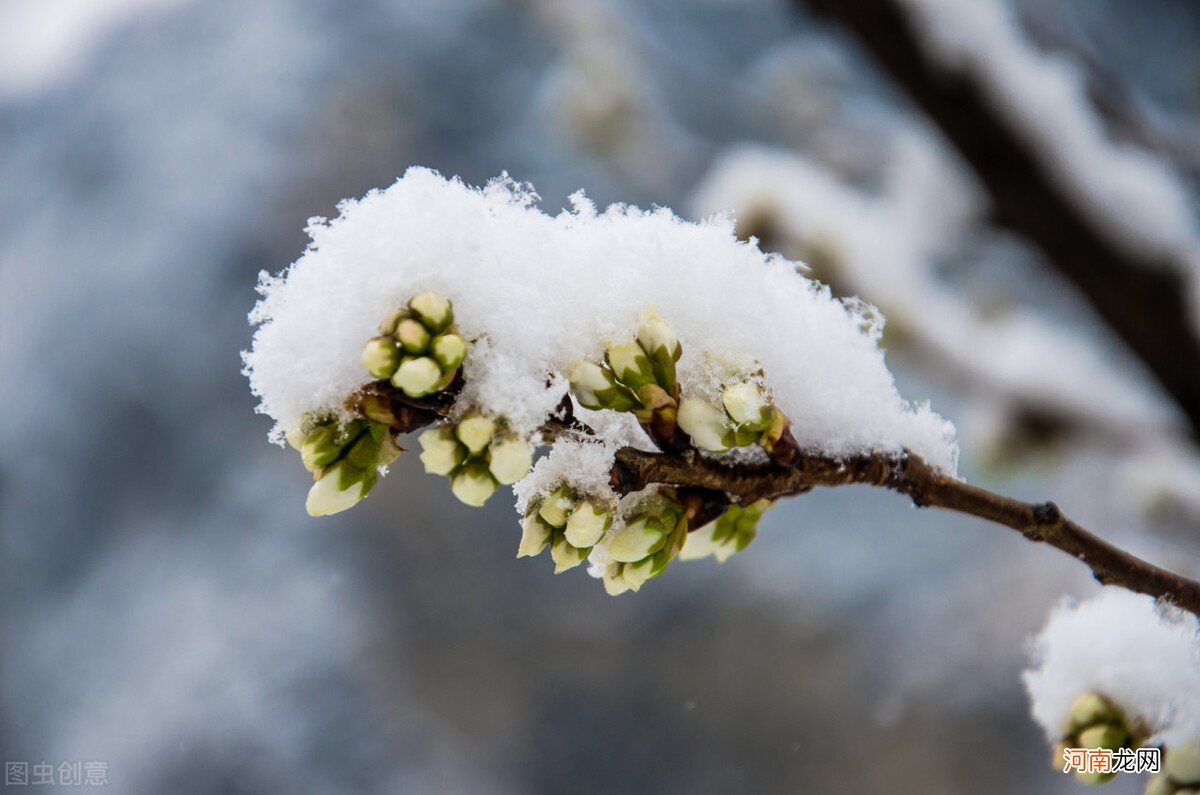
xmin=898 ymin=0 xmax=1200 ymax=276
xmin=1023 ymin=590 xmax=1200 ymax=746
xmin=245 ymin=167 xmax=959 ymax=486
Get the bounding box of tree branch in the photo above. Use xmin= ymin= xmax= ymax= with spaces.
xmin=612 ymin=445 xmax=1200 ymax=617
xmin=795 ymin=0 xmax=1200 ymax=440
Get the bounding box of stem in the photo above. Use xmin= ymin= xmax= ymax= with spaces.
xmin=612 ymin=445 xmax=1200 ymax=616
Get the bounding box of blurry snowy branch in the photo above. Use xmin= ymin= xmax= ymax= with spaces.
xmin=796 ymin=0 xmax=1200 ymax=440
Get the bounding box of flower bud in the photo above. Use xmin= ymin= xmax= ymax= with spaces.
xmin=564 ymin=499 xmax=611 ymax=548
xmin=431 ymin=332 xmax=467 ymax=371
xmin=301 ymin=423 xmax=341 ymax=472
xmin=722 ymin=381 xmax=773 ymax=431
xmin=1067 ymin=692 xmax=1120 ymax=733
xmin=550 ymin=534 xmax=589 ymax=573
xmin=602 ymin=563 xmax=631 ymax=596
xmin=567 ymin=360 xmax=638 ymax=412
xmin=391 ymin=356 xmax=442 ymax=397
xmin=487 ymin=435 xmax=534 ymax=485
xmin=450 ymin=460 xmax=498 ymax=507
xmin=605 ymin=342 xmax=655 ymax=389
xmin=409 ymin=290 xmax=453 ymax=333
xmin=538 ymin=486 xmax=573 ymax=529
xmin=306 ymin=462 xmax=374 ymax=516
xmin=378 ymin=306 xmax=409 ymax=336
xmin=1167 ymin=742 xmax=1200 ymax=785
xmin=637 ymin=312 xmax=681 ymax=391
xmin=1077 ymin=723 xmax=1126 ymax=751
xmin=395 ymin=318 xmax=432 ymax=354
xmin=608 ymin=515 xmax=668 ymax=563
xmin=677 ymin=397 xmax=734 ymax=452
xmin=285 ymin=424 xmax=305 ymax=451
xmin=418 ymin=426 xmax=467 ymax=476
xmin=376 ymin=430 xmax=402 ymax=467
xmin=517 ymin=512 xmax=553 ymax=558
xmin=455 ymin=413 xmax=498 ymax=455
xmin=362 ymin=336 xmax=401 ymax=379
xmin=620 ymin=557 xmax=656 ymax=592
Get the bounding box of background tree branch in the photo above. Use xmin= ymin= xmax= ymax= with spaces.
xmin=795 ymin=0 xmax=1200 ymax=440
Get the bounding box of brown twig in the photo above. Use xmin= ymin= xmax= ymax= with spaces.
xmin=611 ymin=445 xmax=1200 ymax=616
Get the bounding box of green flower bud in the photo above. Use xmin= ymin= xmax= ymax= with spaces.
xmin=517 ymin=512 xmax=553 ymax=558
xmin=567 ymin=360 xmax=639 ymax=412
xmin=431 ymin=332 xmax=467 ymax=371
xmin=285 ymin=425 xmax=305 ymax=451
xmin=602 ymin=563 xmax=631 ymax=596
xmin=1167 ymin=742 xmax=1200 ymax=785
xmin=677 ymin=396 xmax=734 ymax=452
xmin=1143 ymin=773 xmax=1175 ymax=795
xmin=362 ymin=336 xmax=401 ymax=379
xmin=342 ymin=423 xmax=383 ymax=470
xmin=450 ymin=460 xmax=498 ymax=507
xmin=376 ymin=430 xmax=402 ymax=467
xmin=637 ymin=312 xmax=681 ymax=392
xmin=378 ymin=306 xmax=409 ymax=336
xmin=306 ymin=462 xmax=374 ymax=516
xmin=564 ymin=499 xmax=612 ymax=548
xmin=622 ymin=557 xmax=658 ymax=592
xmin=487 ymin=435 xmax=534 ymax=485
xmin=1078 ymin=723 xmax=1127 ymax=751
xmin=391 ymin=356 xmax=442 ymax=397
xmin=608 ymin=515 xmax=668 ymax=563
xmin=722 ymin=381 xmax=773 ymax=431
xmin=538 ymin=486 xmax=574 ymax=529
xmin=409 ymin=290 xmax=453 ymax=333
xmin=1068 ymin=692 xmax=1121 ymax=733
xmin=417 ymin=426 xmax=467 ymax=476
xmin=550 ymin=534 xmax=589 ymax=574
xmin=395 ymin=318 xmax=432 ymax=354
xmin=455 ymin=413 xmax=498 ymax=455
xmin=301 ymin=423 xmax=341 ymax=472
xmin=605 ymin=341 xmax=656 ymax=389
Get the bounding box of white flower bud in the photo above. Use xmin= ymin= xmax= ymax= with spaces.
xmin=409 ymin=290 xmax=453 ymax=333
xmin=607 ymin=515 xmax=667 ymax=563
xmin=602 ymin=565 xmax=631 ymax=596
xmin=417 ymin=426 xmax=466 ymax=476
xmin=679 ymin=521 xmax=724 ymax=562
xmin=455 ymin=413 xmax=498 ymax=455
xmin=1067 ymin=692 xmax=1119 ymax=732
xmin=300 ymin=424 xmax=340 ymax=472
xmin=637 ymin=311 xmax=681 ymax=362
xmin=620 ymin=557 xmax=656 ymax=592
xmin=378 ymin=306 xmax=408 ymax=336
xmin=487 ymin=435 xmax=534 ymax=485
xmin=285 ymin=425 xmax=305 ymax=451
xmin=1167 ymin=742 xmax=1200 ymax=785
xmin=450 ymin=461 xmax=498 ymax=507
xmin=376 ymin=430 xmax=402 ymax=467
xmin=395 ymin=318 xmax=432 ymax=354
xmin=550 ymin=535 xmax=588 ymax=573
xmin=361 ymin=336 xmax=401 ymax=379
xmin=517 ymin=513 xmax=553 ymax=558
xmin=605 ymin=342 xmax=655 ymax=389
xmin=677 ymin=397 xmax=733 ymax=452
xmin=391 ymin=356 xmax=442 ymax=397
xmin=563 ymin=499 xmax=611 ymax=548
xmin=567 ymin=360 xmax=618 ymax=410
xmin=722 ymin=381 xmax=772 ymax=430
xmin=537 ymin=486 xmax=573 ymax=529
xmin=1077 ymin=724 xmax=1125 ymax=751
xmin=306 ymin=463 xmax=371 ymax=516
xmin=431 ymin=333 xmax=467 ymax=371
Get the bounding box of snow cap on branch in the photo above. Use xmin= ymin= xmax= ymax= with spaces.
xmin=1023 ymin=590 xmax=1200 ymax=747
xmin=244 ymin=168 xmax=957 ymax=473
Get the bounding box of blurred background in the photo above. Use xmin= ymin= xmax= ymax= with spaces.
xmin=1 ymin=0 xmax=1198 ymax=792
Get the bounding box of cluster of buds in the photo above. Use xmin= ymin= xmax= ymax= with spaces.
xmin=676 ymin=379 xmax=794 ymax=463
xmin=600 ymin=491 xmax=688 ymax=595
xmin=1054 ymin=692 xmax=1140 ymax=785
xmin=361 ymin=291 xmax=467 ymax=398
xmin=518 ymin=485 xmax=616 ymax=573
xmin=1147 ymin=743 xmax=1200 ymax=795
xmin=288 ymin=417 xmax=400 ymax=516
xmin=417 ymin=412 xmax=535 ymax=507
xmin=567 ymin=312 xmax=683 ymax=445
xmin=679 ymin=499 xmax=772 ymax=563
